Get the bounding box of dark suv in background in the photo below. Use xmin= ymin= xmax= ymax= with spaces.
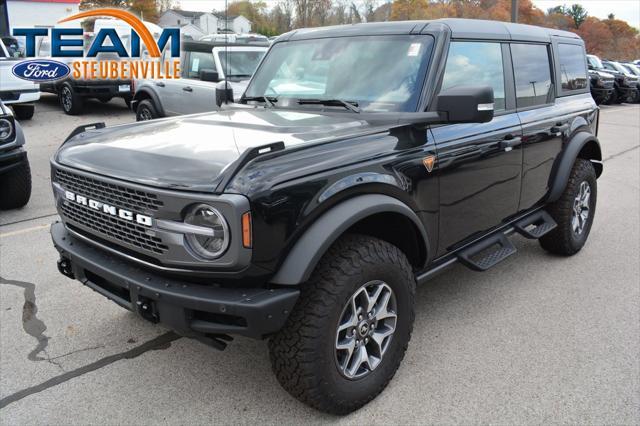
xmin=50 ymin=19 xmax=601 ymax=414
xmin=588 ymin=54 xmax=639 ymax=103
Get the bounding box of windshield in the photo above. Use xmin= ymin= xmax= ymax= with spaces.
xmin=587 ymin=55 xmax=603 ymax=69
xmin=608 ymin=61 xmax=630 ymax=74
xmin=623 ymin=63 xmax=640 ymax=75
xmin=218 ymin=49 xmax=266 ymax=78
xmin=244 ymin=35 xmax=434 ymax=112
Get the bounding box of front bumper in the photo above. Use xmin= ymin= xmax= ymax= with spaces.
xmin=51 ymin=222 xmax=299 ymax=340
xmin=590 ymin=87 xmax=613 ymax=102
xmin=73 ymin=81 xmax=132 ymax=98
xmin=0 ymin=89 xmax=40 ymax=104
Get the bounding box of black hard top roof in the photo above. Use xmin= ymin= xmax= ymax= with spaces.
xmin=281 ymin=18 xmax=581 ymax=43
xmin=182 ymin=40 xmax=270 ymax=52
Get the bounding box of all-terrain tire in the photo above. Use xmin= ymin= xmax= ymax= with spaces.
xmin=12 ymin=104 xmax=35 ymax=120
xmin=268 ymin=234 xmax=416 ymax=415
xmin=60 ymin=82 xmax=84 ymax=115
xmin=539 ymin=158 xmax=597 ymax=255
xmin=136 ymin=99 xmax=159 ymax=121
xmin=0 ymin=157 xmax=32 ymax=210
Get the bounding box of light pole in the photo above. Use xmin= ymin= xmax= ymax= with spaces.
xmin=511 ymin=0 xmax=518 ymax=23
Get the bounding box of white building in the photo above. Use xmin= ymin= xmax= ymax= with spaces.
xmin=5 ymin=0 xmax=80 ymax=31
xmin=159 ymin=9 xmax=251 ymax=36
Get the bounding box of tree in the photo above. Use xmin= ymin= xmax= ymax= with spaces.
xmin=566 ymin=3 xmax=588 ymax=28
xmin=576 ymin=17 xmax=613 ymax=57
xmin=130 ymin=0 xmax=159 ymax=22
xmin=80 ymin=0 xmax=128 ymax=9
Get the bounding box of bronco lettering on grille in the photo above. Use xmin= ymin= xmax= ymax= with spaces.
xmin=64 ymin=190 xmax=153 ymax=227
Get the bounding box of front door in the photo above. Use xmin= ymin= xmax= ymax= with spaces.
xmin=431 ymin=41 xmax=523 ymax=254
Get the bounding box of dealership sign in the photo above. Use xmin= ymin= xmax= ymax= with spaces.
xmin=11 ymin=8 xmax=180 ymax=82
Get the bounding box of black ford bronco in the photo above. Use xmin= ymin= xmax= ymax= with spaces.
xmin=50 ymin=19 xmax=602 ymax=414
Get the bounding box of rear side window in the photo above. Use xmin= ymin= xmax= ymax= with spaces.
xmin=511 ymin=44 xmax=553 ymax=108
xmin=441 ymin=41 xmax=506 ymax=111
xmin=558 ymin=44 xmax=588 ymax=92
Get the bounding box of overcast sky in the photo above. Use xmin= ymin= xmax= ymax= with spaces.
xmin=177 ymin=0 xmax=640 ymax=29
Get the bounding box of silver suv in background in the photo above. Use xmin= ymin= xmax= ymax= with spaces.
xmin=132 ymin=41 xmax=268 ymax=120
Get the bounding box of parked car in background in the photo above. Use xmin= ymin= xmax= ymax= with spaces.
xmin=588 ymin=69 xmax=615 ymax=104
xmin=36 ymin=33 xmax=133 ymax=115
xmin=0 ymin=101 xmax=31 ymax=209
xmin=599 ymin=58 xmax=639 ymax=103
xmin=620 ymin=62 xmax=640 ymax=102
xmin=132 ymin=41 xmax=267 ymax=120
xmin=0 ymin=36 xmax=40 ymax=120
xmin=200 ymin=33 xmax=269 ymax=44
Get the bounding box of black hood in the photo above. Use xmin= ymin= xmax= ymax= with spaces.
xmin=55 ymin=108 xmax=377 ymax=192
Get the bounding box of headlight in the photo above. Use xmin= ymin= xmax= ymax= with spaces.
xmin=0 ymin=118 xmax=14 ymax=142
xmin=184 ymin=204 xmax=229 ymax=259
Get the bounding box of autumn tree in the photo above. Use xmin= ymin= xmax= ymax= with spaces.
xmin=130 ymin=0 xmax=159 ymax=22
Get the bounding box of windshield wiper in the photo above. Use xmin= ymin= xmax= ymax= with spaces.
xmin=297 ymin=99 xmax=361 ymax=113
xmin=243 ymin=96 xmax=277 ymax=108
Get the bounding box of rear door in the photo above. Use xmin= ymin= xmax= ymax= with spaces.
xmin=512 ymin=42 xmax=591 ymax=210
xmin=431 ymin=41 xmax=523 ymax=253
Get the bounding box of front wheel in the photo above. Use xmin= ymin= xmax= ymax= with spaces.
xmin=0 ymin=157 xmax=32 ymax=210
xmin=135 ymin=99 xmax=159 ymax=121
xmin=269 ymin=234 xmax=416 ymax=414
xmin=540 ymin=158 xmax=597 ymax=255
xmin=11 ymin=104 xmax=35 ymax=120
xmin=59 ymin=83 xmax=83 ymax=115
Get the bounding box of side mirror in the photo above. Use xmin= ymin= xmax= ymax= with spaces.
xmin=200 ymin=69 xmax=219 ymax=82
xmin=215 ymin=81 xmax=234 ymax=107
xmin=435 ymin=85 xmax=494 ymax=123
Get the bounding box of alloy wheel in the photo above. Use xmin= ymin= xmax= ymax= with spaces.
xmin=335 ymin=280 xmax=397 ymax=380
xmin=572 ymin=181 xmax=591 ymax=235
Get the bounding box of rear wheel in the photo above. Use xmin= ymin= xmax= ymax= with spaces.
xmin=0 ymin=157 xmax=32 ymax=210
xmin=269 ymin=234 xmax=415 ymax=414
xmin=136 ymin=99 xmax=159 ymax=121
xmin=540 ymin=159 xmax=597 ymax=255
xmin=11 ymin=104 xmax=35 ymax=120
xmin=60 ymin=82 xmax=83 ymax=115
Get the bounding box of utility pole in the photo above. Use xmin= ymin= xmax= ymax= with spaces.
xmin=511 ymin=0 xmax=518 ymax=23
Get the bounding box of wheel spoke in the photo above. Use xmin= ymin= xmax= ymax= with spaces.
xmin=374 ymin=290 xmax=396 ymax=321
xmin=336 ymin=336 xmax=356 ymax=370
xmin=365 ymin=282 xmax=384 ymax=312
xmin=346 ymin=345 xmax=369 ymax=377
xmin=371 ymin=325 xmax=395 ymax=351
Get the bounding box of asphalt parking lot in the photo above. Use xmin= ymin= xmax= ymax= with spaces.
xmin=0 ymin=96 xmax=638 ymax=424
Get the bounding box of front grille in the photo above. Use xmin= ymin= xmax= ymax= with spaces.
xmin=61 ymin=201 xmax=168 ymax=254
xmin=603 ymin=80 xmax=614 ymax=89
xmin=55 ymin=169 xmax=164 ymax=212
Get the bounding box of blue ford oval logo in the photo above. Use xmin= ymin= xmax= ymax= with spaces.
xmin=12 ymin=59 xmax=70 ymax=82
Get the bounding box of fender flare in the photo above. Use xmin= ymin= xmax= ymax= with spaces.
xmin=270 ymin=194 xmax=429 ymax=285
xmin=132 ymin=88 xmax=166 ymax=117
xmin=547 ymin=131 xmax=602 ymax=203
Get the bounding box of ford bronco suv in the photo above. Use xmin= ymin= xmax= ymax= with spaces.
xmin=50 ymin=19 xmax=602 ymax=414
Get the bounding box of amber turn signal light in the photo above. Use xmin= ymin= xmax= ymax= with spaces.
xmin=242 ymin=212 xmax=252 ymax=248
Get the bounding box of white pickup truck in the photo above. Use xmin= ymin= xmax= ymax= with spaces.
xmin=0 ymin=36 xmax=40 ymax=120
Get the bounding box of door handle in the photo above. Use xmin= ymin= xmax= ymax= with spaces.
xmin=500 ymin=135 xmax=522 ymax=150
xmin=183 ymin=86 xmax=193 ymax=92
xmin=155 ymin=82 xmax=165 ymax=87
xmin=551 ymin=123 xmax=569 ymax=133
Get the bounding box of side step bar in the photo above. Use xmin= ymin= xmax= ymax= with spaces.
xmin=419 ymin=208 xmax=558 ymax=280
xmin=457 ymin=233 xmax=517 ymax=271
xmin=513 ymin=210 xmax=557 ymax=239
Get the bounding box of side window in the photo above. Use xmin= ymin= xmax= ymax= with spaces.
xmin=186 ymin=51 xmax=216 ymax=79
xmin=441 ymin=42 xmax=506 ymax=111
xmin=558 ymin=44 xmax=588 ymax=92
xmin=603 ymin=62 xmax=616 ymax=72
xmin=511 ymin=43 xmax=553 ymax=108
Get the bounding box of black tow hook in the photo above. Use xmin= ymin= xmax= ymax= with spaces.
xmin=57 ymin=257 xmax=75 ymax=279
